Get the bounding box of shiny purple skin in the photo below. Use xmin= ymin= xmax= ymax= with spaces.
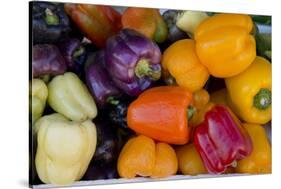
xmin=32 ymin=44 xmax=66 ymax=77
xmin=105 ymin=29 xmax=162 ymax=96
xmin=85 ymin=51 xmax=121 ymax=108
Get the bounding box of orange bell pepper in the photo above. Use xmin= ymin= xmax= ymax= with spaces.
xmin=121 ymin=7 xmax=168 ymax=43
xmin=162 ymin=39 xmax=209 ymax=92
xmin=117 ymin=135 xmax=178 ymax=179
xmin=195 ymin=14 xmax=256 ymax=78
xmin=127 ymin=86 xmax=193 ymax=144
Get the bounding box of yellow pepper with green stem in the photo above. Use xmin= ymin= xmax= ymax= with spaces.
xmin=225 ymin=56 xmax=271 ymax=124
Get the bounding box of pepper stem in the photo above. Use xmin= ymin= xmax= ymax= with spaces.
xmin=187 ymin=106 xmax=196 ymax=120
xmin=106 ymin=96 xmax=119 ymax=105
xmin=72 ymin=47 xmax=85 ymax=59
xmin=135 ymin=59 xmax=161 ymax=81
xmin=45 ymin=8 xmax=59 ymax=25
xmin=253 ymin=88 xmax=271 ymax=110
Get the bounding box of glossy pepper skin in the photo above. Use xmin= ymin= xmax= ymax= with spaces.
xmin=34 ymin=113 xmax=97 ymax=185
xmin=127 ymin=86 xmax=193 ymax=144
xmin=32 ymin=44 xmax=67 ymax=78
xmin=225 ymin=56 xmax=272 ymax=124
xmin=162 ymin=39 xmax=209 ymax=92
xmin=64 ymin=4 xmax=121 ymax=48
xmin=105 ymin=29 xmax=162 ymax=96
xmin=48 ymin=72 xmax=97 ymax=121
xmin=235 ymin=123 xmax=271 ymax=174
xmin=121 ymin=8 xmax=168 ymax=43
xmin=117 ymin=135 xmax=178 ymax=179
xmin=194 ymin=105 xmax=253 ymax=174
xmin=195 ymin=14 xmax=256 ymax=78
xmin=85 ymin=50 xmax=122 ymax=108
xmin=31 ymin=2 xmax=73 ymax=44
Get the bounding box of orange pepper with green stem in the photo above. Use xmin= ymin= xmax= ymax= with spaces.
xmin=127 ymin=86 xmax=193 ymax=145
xmin=195 ymin=13 xmax=256 ymax=78
xmin=121 ymin=7 xmax=168 ymax=43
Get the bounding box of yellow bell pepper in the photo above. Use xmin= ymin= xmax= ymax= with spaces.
xmin=235 ymin=123 xmax=271 ymax=174
xmin=176 ymin=143 xmax=207 ymax=175
xmin=34 ymin=113 xmax=97 ymax=185
xmin=31 ymin=79 xmax=48 ymax=124
xmin=162 ymin=39 xmax=209 ymax=92
xmin=210 ymin=88 xmax=228 ymax=106
xmin=225 ymin=56 xmax=272 ymax=124
xmin=48 ymin=72 xmax=97 ymax=121
xmin=195 ymin=13 xmax=256 ymax=78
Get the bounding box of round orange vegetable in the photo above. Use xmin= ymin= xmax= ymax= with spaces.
xmin=176 ymin=143 xmax=207 ymax=175
xmin=192 ymin=89 xmax=210 ymax=110
xmin=117 ymin=135 xmax=178 ymax=179
xmin=162 ymin=39 xmax=209 ymax=92
xmin=195 ymin=13 xmax=256 ymax=78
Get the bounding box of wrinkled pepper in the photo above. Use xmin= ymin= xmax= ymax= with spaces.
xmin=176 ymin=143 xmax=207 ymax=175
xmin=162 ymin=39 xmax=209 ymax=92
xmin=105 ymin=29 xmax=162 ymax=96
xmin=64 ymin=4 xmax=121 ymax=48
xmin=117 ymin=135 xmax=178 ymax=178
xmin=194 ymin=105 xmax=253 ymax=174
xmin=121 ymin=8 xmax=168 ymax=43
xmin=235 ymin=123 xmax=271 ymax=174
xmin=31 ymin=79 xmax=48 ymax=124
xmin=48 ymin=72 xmax=97 ymax=121
xmin=127 ymin=86 xmax=193 ymax=144
xmin=225 ymin=56 xmax=272 ymax=124
xmin=34 ymin=113 xmax=97 ymax=185
xmin=195 ymin=13 xmax=256 ymax=78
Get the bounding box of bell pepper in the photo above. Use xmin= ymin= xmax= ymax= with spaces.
xmin=32 ymin=44 xmax=66 ymax=78
xmin=127 ymin=86 xmax=193 ymax=144
xmin=176 ymin=10 xmax=209 ymax=38
xmin=235 ymin=123 xmax=271 ymax=174
xmin=117 ymin=135 xmax=178 ymax=179
xmin=194 ymin=105 xmax=253 ymax=174
xmin=194 ymin=13 xmax=256 ymax=78
xmin=64 ymin=3 xmax=121 ymax=48
xmin=162 ymin=39 xmax=209 ymax=92
xmin=85 ymin=50 xmax=122 ymax=108
xmin=34 ymin=113 xmax=97 ymax=185
xmin=105 ymin=29 xmax=162 ymax=96
xmin=210 ymin=88 xmax=228 ymax=106
xmin=31 ymin=79 xmax=48 ymax=124
xmin=176 ymin=143 xmax=207 ymax=175
xmin=225 ymin=56 xmax=272 ymax=124
xmin=121 ymin=8 xmax=168 ymax=43
xmin=48 ymin=72 xmax=97 ymax=121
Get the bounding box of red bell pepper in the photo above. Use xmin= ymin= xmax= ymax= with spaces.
xmin=64 ymin=4 xmax=121 ymax=48
xmin=193 ymin=105 xmax=253 ymax=174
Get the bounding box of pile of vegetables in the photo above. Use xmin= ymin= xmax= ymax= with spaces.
xmin=30 ymin=1 xmax=272 ymax=186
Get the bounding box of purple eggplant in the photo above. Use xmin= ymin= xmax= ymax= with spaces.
xmin=32 ymin=44 xmax=66 ymax=77
xmin=105 ymin=29 xmax=162 ymax=96
xmin=85 ymin=50 xmax=122 ymax=108
xmin=57 ymin=38 xmax=88 ymax=77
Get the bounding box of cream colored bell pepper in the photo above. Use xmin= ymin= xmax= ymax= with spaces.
xmin=34 ymin=113 xmax=97 ymax=185
xmin=48 ymin=72 xmax=97 ymax=121
xmin=31 ymin=79 xmax=48 ymax=124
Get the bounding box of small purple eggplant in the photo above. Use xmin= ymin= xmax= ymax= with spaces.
xmin=85 ymin=50 xmax=122 ymax=108
xmin=57 ymin=38 xmax=88 ymax=77
xmin=105 ymin=29 xmax=162 ymax=96
xmin=32 ymin=44 xmax=66 ymax=77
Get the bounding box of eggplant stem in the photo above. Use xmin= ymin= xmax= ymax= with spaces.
xmin=72 ymin=47 xmax=85 ymax=59
xmin=135 ymin=59 xmax=161 ymax=81
xmin=253 ymin=88 xmax=271 ymax=110
xmin=45 ymin=8 xmax=59 ymax=25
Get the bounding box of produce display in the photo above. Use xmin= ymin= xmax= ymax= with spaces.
xmin=29 ymin=1 xmax=272 ymax=187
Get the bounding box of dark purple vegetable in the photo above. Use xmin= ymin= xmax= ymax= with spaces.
xmin=57 ymin=38 xmax=87 ymax=77
xmin=82 ymin=164 xmax=118 ymax=181
xmin=93 ymin=118 xmax=119 ymax=164
xmin=85 ymin=50 xmax=122 ymax=108
xmin=105 ymin=29 xmax=162 ymax=96
xmin=32 ymin=44 xmax=66 ymax=77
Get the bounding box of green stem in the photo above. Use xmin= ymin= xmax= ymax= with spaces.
xmin=106 ymin=96 xmax=119 ymax=105
xmin=72 ymin=47 xmax=85 ymax=59
xmin=45 ymin=8 xmax=59 ymax=25
xmin=134 ymin=59 xmax=161 ymax=81
xmin=187 ymin=106 xmax=196 ymax=120
xmin=253 ymin=88 xmax=271 ymax=110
